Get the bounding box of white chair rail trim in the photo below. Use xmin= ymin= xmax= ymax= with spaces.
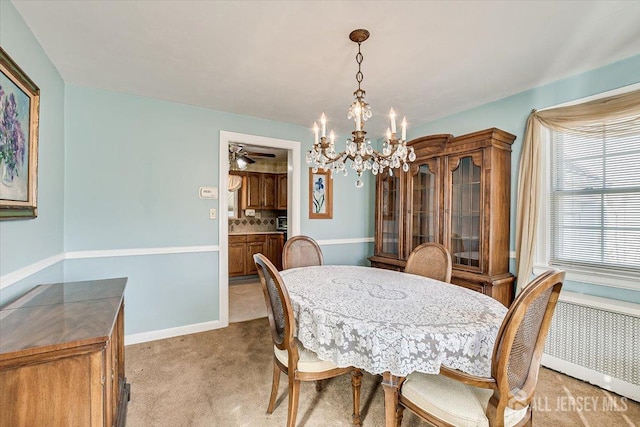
xmin=65 ymin=245 xmax=220 ymax=259
xmin=0 ymin=246 xmax=220 ymax=289
xmin=316 ymin=237 xmax=374 ymax=246
xmin=0 ymin=252 xmax=65 ymax=290
xmin=0 ymin=239 xmax=376 ymax=289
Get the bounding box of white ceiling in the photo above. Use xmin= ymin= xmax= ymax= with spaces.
xmin=12 ymin=1 xmax=640 ymax=137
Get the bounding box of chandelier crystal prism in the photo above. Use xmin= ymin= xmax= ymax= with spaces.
xmin=306 ymin=29 xmax=416 ymax=188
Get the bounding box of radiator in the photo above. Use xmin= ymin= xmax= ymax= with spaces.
xmin=542 ymin=291 xmax=640 ymax=402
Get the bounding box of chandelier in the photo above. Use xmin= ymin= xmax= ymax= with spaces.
xmin=306 ymin=29 xmax=416 ymax=188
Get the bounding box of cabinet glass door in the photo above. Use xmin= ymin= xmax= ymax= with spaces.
xmin=379 ymin=172 xmax=402 ymax=257
xmin=450 ymin=155 xmax=481 ymax=269
xmin=411 ymin=162 xmax=439 ymax=250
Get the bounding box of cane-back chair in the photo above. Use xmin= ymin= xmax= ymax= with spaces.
xmin=282 ymin=235 xmax=324 ymax=270
xmin=396 ymin=269 xmax=565 ymax=427
xmin=253 ymin=253 xmax=362 ymax=426
xmin=404 ymin=242 xmax=453 ymax=283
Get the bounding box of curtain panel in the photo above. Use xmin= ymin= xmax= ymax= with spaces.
xmin=515 ymin=89 xmax=640 ymax=293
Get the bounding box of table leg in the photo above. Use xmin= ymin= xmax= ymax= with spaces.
xmin=381 ymin=372 xmax=404 ymax=427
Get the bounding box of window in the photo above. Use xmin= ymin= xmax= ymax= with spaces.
xmin=531 ymin=85 xmax=640 ymax=290
xmin=227 ymin=189 xmax=240 ymax=218
xmin=548 ymin=120 xmax=640 ymax=276
xmin=519 ymin=85 xmax=640 ymax=291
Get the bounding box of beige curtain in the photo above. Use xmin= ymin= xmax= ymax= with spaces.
xmin=515 ymin=89 xmax=640 ymax=293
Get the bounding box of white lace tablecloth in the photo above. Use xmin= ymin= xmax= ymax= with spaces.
xmin=280 ymin=265 xmax=507 ymax=377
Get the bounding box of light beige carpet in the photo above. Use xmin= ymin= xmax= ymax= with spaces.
xmin=125 ymin=318 xmax=639 ymax=426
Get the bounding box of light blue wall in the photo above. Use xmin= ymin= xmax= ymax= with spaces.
xmin=64 ymin=85 xmax=374 ymax=334
xmin=410 ymin=54 xmax=640 ymax=303
xmin=5 ymin=0 xmax=637 ymax=331
xmin=0 ymin=1 xmax=65 ymax=305
xmin=64 ymin=253 xmax=218 ymax=335
xmin=64 ymin=86 xmax=374 ymax=249
xmin=64 ymin=88 xmax=222 ymax=251
xmin=320 ymin=242 xmax=375 ymax=267
xmin=304 ymin=165 xmax=375 ymax=240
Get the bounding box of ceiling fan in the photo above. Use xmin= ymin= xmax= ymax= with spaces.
xmin=228 ymin=143 xmax=275 ymax=170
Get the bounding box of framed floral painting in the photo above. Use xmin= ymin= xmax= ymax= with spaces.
xmin=309 ymin=168 xmax=332 ymax=219
xmin=0 ymin=46 xmax=40 ymax=219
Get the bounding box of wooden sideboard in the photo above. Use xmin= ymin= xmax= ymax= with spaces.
xmin=0 ymin=278 xmax=130 ymax=426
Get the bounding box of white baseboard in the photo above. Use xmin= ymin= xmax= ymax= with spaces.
xmin=124 ymin=319 xmax=227 ymax=345
xmin=542 ymin=354 xmax=640 ymax=402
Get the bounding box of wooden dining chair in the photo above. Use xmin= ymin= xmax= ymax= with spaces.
xmin=253 ymin=253 xmax=362 ymax=427
xmin=282 ymin=235 xmax=324 ymax=270
xmin=395 ymin=269 xmax=565 ymax=427
xmin=404 ymin=242 xmax=452 ymax=283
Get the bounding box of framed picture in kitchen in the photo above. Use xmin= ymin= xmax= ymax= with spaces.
xmin=309 ymin=168 xmax=332 ymax=219
xmin=0 ymin=46 xmax=40 ymax=220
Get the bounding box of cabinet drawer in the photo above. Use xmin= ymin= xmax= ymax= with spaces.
xmin=247 ymin=234 xmax=267 ymax=243
xmin=229 ymin=235 xmax=247 ymax=244
xmin=451 ymin=279 xmax=484 ymax=294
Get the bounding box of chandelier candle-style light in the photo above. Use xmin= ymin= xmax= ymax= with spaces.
xmin=306 ymin=29 xmax=416 ymax=188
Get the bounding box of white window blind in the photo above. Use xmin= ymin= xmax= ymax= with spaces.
xmin=549 ymin=117 xmax=640 ymax=274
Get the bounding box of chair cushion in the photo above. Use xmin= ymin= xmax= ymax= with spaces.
xmin=274 ymin=341 xmax=339 ymax=373
xmin=401 ymin=373 xmax=528 ymax=427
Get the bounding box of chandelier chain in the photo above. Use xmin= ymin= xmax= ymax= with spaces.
xmin=355 ymin=43 xmax=364 ymax=92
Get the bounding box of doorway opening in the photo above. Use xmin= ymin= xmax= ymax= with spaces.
xmin=218 ymin=131 xmax=301 ymax=326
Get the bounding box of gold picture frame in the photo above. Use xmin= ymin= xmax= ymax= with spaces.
xmin=309 ymin=169 xmax=333 ymax=219
xmin=0 ymin=46 xmax=40 ymax=219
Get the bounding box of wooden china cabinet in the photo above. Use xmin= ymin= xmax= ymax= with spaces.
xmin=369 ymin=128 xmax=516 ymax=306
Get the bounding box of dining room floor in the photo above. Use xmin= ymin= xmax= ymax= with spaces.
xmin=125 ymin=317 xmax=640 ymax=426
xmin=217 ymin=273 xmax=640 ymax=427
xmin=229 ymin=276 xmax=267 ymax=323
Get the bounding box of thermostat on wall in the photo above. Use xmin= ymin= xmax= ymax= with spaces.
xmin=199 ymin=186 xmax=218 ymax=199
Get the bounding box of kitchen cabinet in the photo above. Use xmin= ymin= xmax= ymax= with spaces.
xmin=266 ymin=233 xmax=284 ymax=270
xmin=276 ymin=174 xmax=288 ymax=210
xmin=369 ymin=128 xmax=516 ymax=306
xmin=245 ymin=235 xmax=267 ymax=275
xmin=0 ymin=278 xmax=130 ymax=427
xmin=262 ymin=174 xmax=276 ymax=209
xmin=242 ymin=172 xmax=278 ymax=210
xmin=229 ymin=236 xmax=247 ymax=276
xmin=229 ymin=233 xmax=284 ymax=276
xmin=244 ymin=173 xmax=262 ymax=209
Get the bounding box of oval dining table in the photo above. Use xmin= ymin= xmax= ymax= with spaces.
xmin=279 ymin=265 xmax=508 ymax=427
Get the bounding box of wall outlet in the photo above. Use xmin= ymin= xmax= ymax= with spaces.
xmin=255 ymin=212 xmax=261 ymax=219
xmin=209 ymin=208 xmax=217 ymax=219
